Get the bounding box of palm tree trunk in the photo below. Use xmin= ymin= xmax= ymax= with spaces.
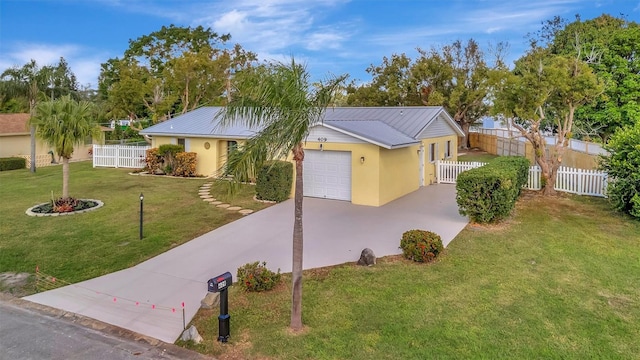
xmin=62 ymin=157 xmax=70 ymax=198
xmin=290 ymin=143 xmax=304 ymax=331
xmin=30 ymin=125 xmax=36 ymax=173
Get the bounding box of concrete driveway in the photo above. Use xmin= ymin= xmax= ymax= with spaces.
xmin=24 ymin=184 xmax=468 ymax=343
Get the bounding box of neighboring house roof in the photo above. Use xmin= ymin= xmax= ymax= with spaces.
xmin=140 ymin=106 xmax=463 ymax=149
xmin=0 ymin=113 xmax=30 ymax=135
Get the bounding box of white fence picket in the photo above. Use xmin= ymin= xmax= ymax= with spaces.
xmin=93 ymin=145 xmax=149 ymax=169
xmin=436 ymin=161 xmax=607 ymax=197
xmin=436 ymin=160 xmax=487 ymax=184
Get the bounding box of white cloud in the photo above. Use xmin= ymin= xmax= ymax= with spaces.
xmin=0 ymin=42 xmax=106 ymax=89
xmin=305 ymin=31 xmax=345 ymax=51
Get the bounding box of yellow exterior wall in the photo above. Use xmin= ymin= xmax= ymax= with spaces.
xmin=378 ymin=145 xmax=421 ymax=205
xmin=1 ymin=133 xmax=94 ymax=168
xmin=188 ymin=138 xmax=220 ymax=176
xmin=422 ymin=135 xmax=459 ymax=184
xmin=151 ymin=136 xmax=248 ymax=176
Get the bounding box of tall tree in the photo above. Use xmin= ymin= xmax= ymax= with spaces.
xmin=346 ymin=54 xmax=420 ymax=106
xmin=30 ymin=96 xmax=103 ymax=198
xmin=217 ymin=58 xmax=346 ymax=331
xmin=1 ymin=58 xmax=78 ymax=171
xmin=412 ymin=39 xmax=506 ymax=148
xmin=539 ymin=14 xmax=640 ymax=141
xmin=100 ymin=25 xmax=256 ymax=120
xmin=494 ymin=49 xmax=602 ymax=195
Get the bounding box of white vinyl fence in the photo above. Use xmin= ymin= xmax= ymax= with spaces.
xmin=436 ymin=160 xmax=608 ymax=197
xmin=93 ymin=144 xmax=150 ymax=169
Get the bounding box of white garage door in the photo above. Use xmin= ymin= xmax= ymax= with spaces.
xmin=304 ymin=150 xmax=352 ymax=201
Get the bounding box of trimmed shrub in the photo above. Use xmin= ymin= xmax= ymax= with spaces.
xmin=490 ymin=156 xmax=530 ymax=192
xmin=0 ymin=157 xmax=26 ymax=171
xmin=174 ymin=152 xmax=198 ymax=177
xmin=256 ymin=160 xmax=293 ymax=202
xmin=237 ymin=261 xmax=281 ymax=292
xmin=456 ymin=155 xmax=529 ymax=223
xmin=400 ymin=230 xmax=444 ymax=263
xmin=456 ymin=165 xmax=519 ymax=223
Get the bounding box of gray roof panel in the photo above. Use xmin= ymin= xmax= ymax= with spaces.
xmin=322 ymin=106 xmax=444 ymax=138
xmin=140 ymin=107 xmax=256 ymax=138
xmin=324 ymin=120 xmax=419 ymax=148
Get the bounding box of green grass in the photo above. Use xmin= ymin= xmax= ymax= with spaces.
xmin=182 ymin=193 xmax=640 ymax=359
xmin=458 ymin=151 xmax=499 ymax=163
xmin=0 ymin=161 xmax=270 ymax=292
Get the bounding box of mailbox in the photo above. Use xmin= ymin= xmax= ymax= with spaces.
xmin=208 ymin=272 xmax=232 ymax=293
xmin=207 ymin=271 xmax=233 ymax=343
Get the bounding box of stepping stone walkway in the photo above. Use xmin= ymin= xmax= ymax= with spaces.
xmin=197 ymin=182 xmax=256 ymax=216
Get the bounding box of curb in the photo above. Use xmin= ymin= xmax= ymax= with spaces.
xmin=0 ymin=293 xmax=214 ymax=360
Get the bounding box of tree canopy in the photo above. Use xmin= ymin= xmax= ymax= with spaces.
xmin=0 ymin=58 xmax=79 ymax=113
xmin=99 ymin=25 xmax=257 ymax=122
xmin=346 ymin=39 xmax=505 ymax=147
xmin=543 ymin=14 xmax=640 ymax=142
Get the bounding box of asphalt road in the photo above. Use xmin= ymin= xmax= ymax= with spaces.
xmin=0 ymin=294 xmax=211 ymax=360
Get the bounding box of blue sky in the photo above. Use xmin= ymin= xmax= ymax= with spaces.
xmin=1 ymin=0 xmax=638 ymax=89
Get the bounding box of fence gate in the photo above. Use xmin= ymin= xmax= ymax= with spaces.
xmin=93 ymin=145 xmax=149 ymax=169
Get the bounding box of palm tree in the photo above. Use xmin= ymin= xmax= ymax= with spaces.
xmin=217 ymin=58 xmax=346 ymax=331
xmin=30 ymin=95 xmax=103 ymax=198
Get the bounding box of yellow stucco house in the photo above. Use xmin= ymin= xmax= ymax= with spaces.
xmin=0 ymin=113 xmax=101 ymax=168
xmin=140 ymin=106 xmax=464 ymax=207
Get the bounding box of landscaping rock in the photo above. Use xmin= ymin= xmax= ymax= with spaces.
xmin=226 ymin=206 xmax=242 ymax=211
xmin=201 ymin=292 xmax=220 ymax=309
xmin=239 ymin=209 xmax=254 ymax=215
xmin=357 ymin=248 xmax=376 ymax=266
xmin=180 ymin=325 xmax=203 ymax=344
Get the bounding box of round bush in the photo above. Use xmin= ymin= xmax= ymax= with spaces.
xmin=399 ymin=230 xmax=444 ymax=263
xmin=237 ymin=261 xmax=281 ymax=292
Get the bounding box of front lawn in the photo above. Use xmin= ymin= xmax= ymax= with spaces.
xmin=0 ymin=161 xmax=270 ymax=293
xmin=183 ymin=193 xmax=640 ymax=359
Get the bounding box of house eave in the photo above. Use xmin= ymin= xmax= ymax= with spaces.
xmin=320 ymin=123 xmax=419 ymax=150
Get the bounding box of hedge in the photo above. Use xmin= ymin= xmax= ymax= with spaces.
xmin=0 ymin=157 xmax=26 ymax=171
xmin=456 ymin=156 xmax=529 ymax=223
xmin=256 ymin=160 xmax=293 ymax=202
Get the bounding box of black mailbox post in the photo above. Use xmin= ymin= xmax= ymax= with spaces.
xmin=208 ymin=272 xmax=233 ymax=343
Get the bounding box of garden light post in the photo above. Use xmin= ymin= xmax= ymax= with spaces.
xmin=139 ymin=193 xmax=144 ymax=240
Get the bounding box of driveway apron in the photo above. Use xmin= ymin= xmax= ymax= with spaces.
xmin=24 ymin=184 xmax=468 ymax=343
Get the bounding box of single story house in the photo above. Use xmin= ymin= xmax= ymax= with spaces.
xmin=0 ymin=113 xmax=102 ymax=168
xmin=140 ymin=106 xmax=464 ymax=207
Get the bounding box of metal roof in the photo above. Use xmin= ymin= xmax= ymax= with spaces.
xmin=140 ymin=106 xmax=460 ymax=147
xmin=322 ymin=106 xmax=448 ymax=138
xmin=140 ymin=107 xmax=257 ymax=138
xmin=324 ymin=120 xmax=419 ymax=149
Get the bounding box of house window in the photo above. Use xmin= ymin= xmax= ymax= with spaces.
xmin=429 ymin=143 xmax=436 ymax=163
xmin=227 ymin=140 xmax=238 ymax=155
xmin=177 ymin=138 xmax=185 ymax=150
xmin=445 ymin=140 xmax=452 ymax=158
